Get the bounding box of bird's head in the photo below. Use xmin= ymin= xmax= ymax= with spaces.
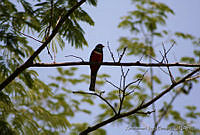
xmin=95 ymin=44 xmax=104 ymax=49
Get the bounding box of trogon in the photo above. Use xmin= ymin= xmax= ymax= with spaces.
xmin=89 ymin=44 xmax=104 ymax=91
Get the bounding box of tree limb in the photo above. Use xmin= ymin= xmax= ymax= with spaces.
xmin=79 ymin=67 xmax=200 ymax=135
xmin=151 ymin=88 xmax=181 ymax=135
xmin=31 ymin=61 xmax=200 ymax=67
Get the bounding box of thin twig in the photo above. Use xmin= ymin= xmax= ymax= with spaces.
xmin=160 ymin=41 xmax=175 ymax=63
xmin=105 ymin=79 xmax=121 ymax=90
xmin=125 ymin=70 xmax=148 ymax=96
xmin=118 ymin=66 xmax=130 ymax=114
xmin=139 ymin=54 xmax=144 ymax=62
xmin=12 ymin=28 xmax=43 ymax=43
xmin=186 ymin=75 xmax=200 ymax=81
xmin=158 ymin=67 xmax=170 ymax=76
xmin=151 ymin=88 xmax=181 ymax=135
xmin=124 ymin=68 xmax=130 ymax=78
xmin=118 ymin=47 xmax=127 ymax=63
xmin=162 ymin=43 xmax=175 ymax=84
xmin=46 ymin=45 xmax=53 ymax=60
xmin=145 ymin=54 xmax=161 ymax=63
xmin=65 ymin=55 xmax=85 ymax=62
xmin=73 ymin=91 xmax=117 ymax=115
xmin=44 ymin=0 xmax=54 ymax=60
xmin=107 ymin=42 xmax=116 ymax=62
xmin=124 ymin=79 xmax=141 ymax=91
xmin=136 ymin=110 xmax=155 ymax=115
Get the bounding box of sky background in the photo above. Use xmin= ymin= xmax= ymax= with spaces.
xmin=28 ymin=0 xmax=200 ymax=134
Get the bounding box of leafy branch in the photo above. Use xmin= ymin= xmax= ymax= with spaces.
xmin=0 ymin=0 xmax=87 ymax=91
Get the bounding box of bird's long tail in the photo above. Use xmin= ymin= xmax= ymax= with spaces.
xmin=89 ymin=72 xmax=97 ymax=91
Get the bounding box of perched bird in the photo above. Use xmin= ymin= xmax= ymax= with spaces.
xmin=89 ymin=44 xmax=104 ymax=91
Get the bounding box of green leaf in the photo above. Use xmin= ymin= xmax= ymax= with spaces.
xmin=81 ymin=98 xmax=94 ymax=105
xmin=169 ymin=110 xmax=184 ymax=121
xmin=153 ymin=76 xmax=161 ymax=84
xmin=87 ymin=0 xmax=98 ymax=6
xmin=185 ymin=106 xmax=196 ymax=111
xmin=193 ymin=50 xmax=200 ymax=57
xmin=92 ymin=128 xmax=106 ymax=135
xmin=181 ymin=57 xmax=195 ymax=63
xmin=175 ymin=32 xmax=194 ymax=40
xmin=80 ymin=109 xmax=91 ymax=114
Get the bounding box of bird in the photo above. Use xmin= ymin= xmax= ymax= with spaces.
xmin=89 ymin=44 xmax=104 ymax=91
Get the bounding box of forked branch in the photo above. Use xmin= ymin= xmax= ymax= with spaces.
xmin=72 ymin=91 xmax=117 ymax=115
xmin=79 ymin=67 xmax=200 ymax=135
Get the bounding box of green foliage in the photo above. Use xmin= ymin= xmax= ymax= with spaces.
xmin=175 ymin=32 xmax=194 ymax=40
xmin=118 ymin=37 xmax=155 ymax=56
xmin=166 ymin=105 xmax=200 ymax=135
xmin=1 ymin=0 xmax=200 ymax=134
xmin=35 ymin=0 xmax=95 ymax=49
xmin=181 ymin=57 xmax=195 ymax=63
xmin=117 ymin=0 xmax=200 ymax=135
xmin=185 ymin=106 xmax=200 ymax=119
xmin=0 ymin=0 xmax=98 ymax=134
xmin=118 ymin=0 xmax=174 ymax=57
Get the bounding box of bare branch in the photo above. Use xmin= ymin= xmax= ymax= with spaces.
xmin=79 ymin=67 xmax=200 ymax=135
xmin=151 ymin=88 xmax=181 ymax=135
xmin=31 ymin=61 xmax=200 ymax=68
xmin=73 ymin=91 xmax=117 ymax=115
xmin=118 ymin=66 xmax=131 ymax=114
xmin=145 ymin=54 xmax=161 ymax=63
xmin=162 ymin=43 xmax=175 ymax=84
xmin=158 ymin=67 xmax=170 ymax=76
xmin=120 ymin=66 xmax=125 ymax=78
xmin=46 ymin=45 xmax=53 ymax=60
xmin=105 ymin=79 xmax=121 ymax=90
xmin=107 ymin=42 xmax=116 ymax=62
xmin=44 ymin=0 xmax=54 ymax=60
xmin=186 ymin=75 xmax=200 ymax=81
xmin=125 ymin=70 xmax=148 ymax=96
xmin=12 ymin=28 xmax=43 ymax=43
xmin=139 ymin=54 xmax=144 ymax=62
xmin=65 ymin=55 xmax=85 ymax=62
xmin=124 ymin=68 xmax=130 ymax=78
xmin=124 ymin=79 xmax=141 ymax=91
xmin=160 ymin=41 xmax=175 ymax=63
xmin=136 ymin=110 xmax=155 ymax=115
xmin=118 ymin=47 xmax=127 ymax=63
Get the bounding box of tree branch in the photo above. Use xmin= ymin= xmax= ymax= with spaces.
xmin=12 ymin=27 xmax=44 ymax=43
xmin=107 ymin=42 xmax=116 ymax=62
xmin=0 ymin=0 xmax=86 ymax=91
xmin=151 ymin=88 xmax=181 ymax=135
xmin=72 ymin=91 xmax=117 ymax=115
xmin=31 ymin=61 xmax=200 ymax=67
xmin=162 ymin=43 xmax=175 ymax=84
xmin=105 ymin=79 xmax=121 ymax=91
xmin=79 ymin=67 xmax=200 ymax=135
xmin=118 ymin=47 xmax=127 ymax=63
xmin=65 ymin=55 xmax=85 ymax=62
